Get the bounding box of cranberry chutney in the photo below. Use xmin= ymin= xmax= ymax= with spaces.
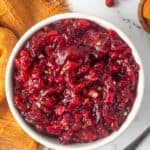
xmin=13 ymin=19 xmax=139 ymax=144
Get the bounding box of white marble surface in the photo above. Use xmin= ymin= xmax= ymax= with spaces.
xmin=67 ymin=0 xmax=150 ymax=149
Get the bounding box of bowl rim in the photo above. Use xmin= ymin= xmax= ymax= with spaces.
xmin=5 ymin=13 xmax=144 ymax=150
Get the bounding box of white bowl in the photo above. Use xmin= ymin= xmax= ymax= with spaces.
xmin=5 ymin=13 xmax=144 ymax=150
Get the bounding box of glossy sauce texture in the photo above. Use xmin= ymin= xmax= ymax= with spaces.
xmin=13 ymin=19 xmax=139 ymax=144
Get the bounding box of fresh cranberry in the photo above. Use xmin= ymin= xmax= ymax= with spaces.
xmin=105 ymin=0 xmax=114 ymax=7
xmin=13 ymin=19 xmax=139 ymax=144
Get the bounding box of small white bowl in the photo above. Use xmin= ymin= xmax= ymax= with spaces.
xmin=5 ymin=13 xmax=144 ymax=150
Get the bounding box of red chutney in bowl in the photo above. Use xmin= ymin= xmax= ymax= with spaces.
xmin=13 ymin=19 xmax=139 ymax=144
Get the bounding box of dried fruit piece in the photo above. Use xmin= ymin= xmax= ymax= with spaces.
xmin=83 ymin=98 xmax=90 ymax=104
xmin=143 ymin=0 xmax=150 ymax=19
xmin=88 ymin=90 xmax=99 ymax=98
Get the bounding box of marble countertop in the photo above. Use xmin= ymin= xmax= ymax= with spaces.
xmin=67 ymin=0 xmax=150 ymax=149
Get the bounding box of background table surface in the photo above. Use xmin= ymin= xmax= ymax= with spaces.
xmin=67 ymin=0 xmax=150 ymax=149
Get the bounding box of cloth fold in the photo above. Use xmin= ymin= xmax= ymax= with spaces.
xmin=0 ymin=0 xmax=69 ymax=37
